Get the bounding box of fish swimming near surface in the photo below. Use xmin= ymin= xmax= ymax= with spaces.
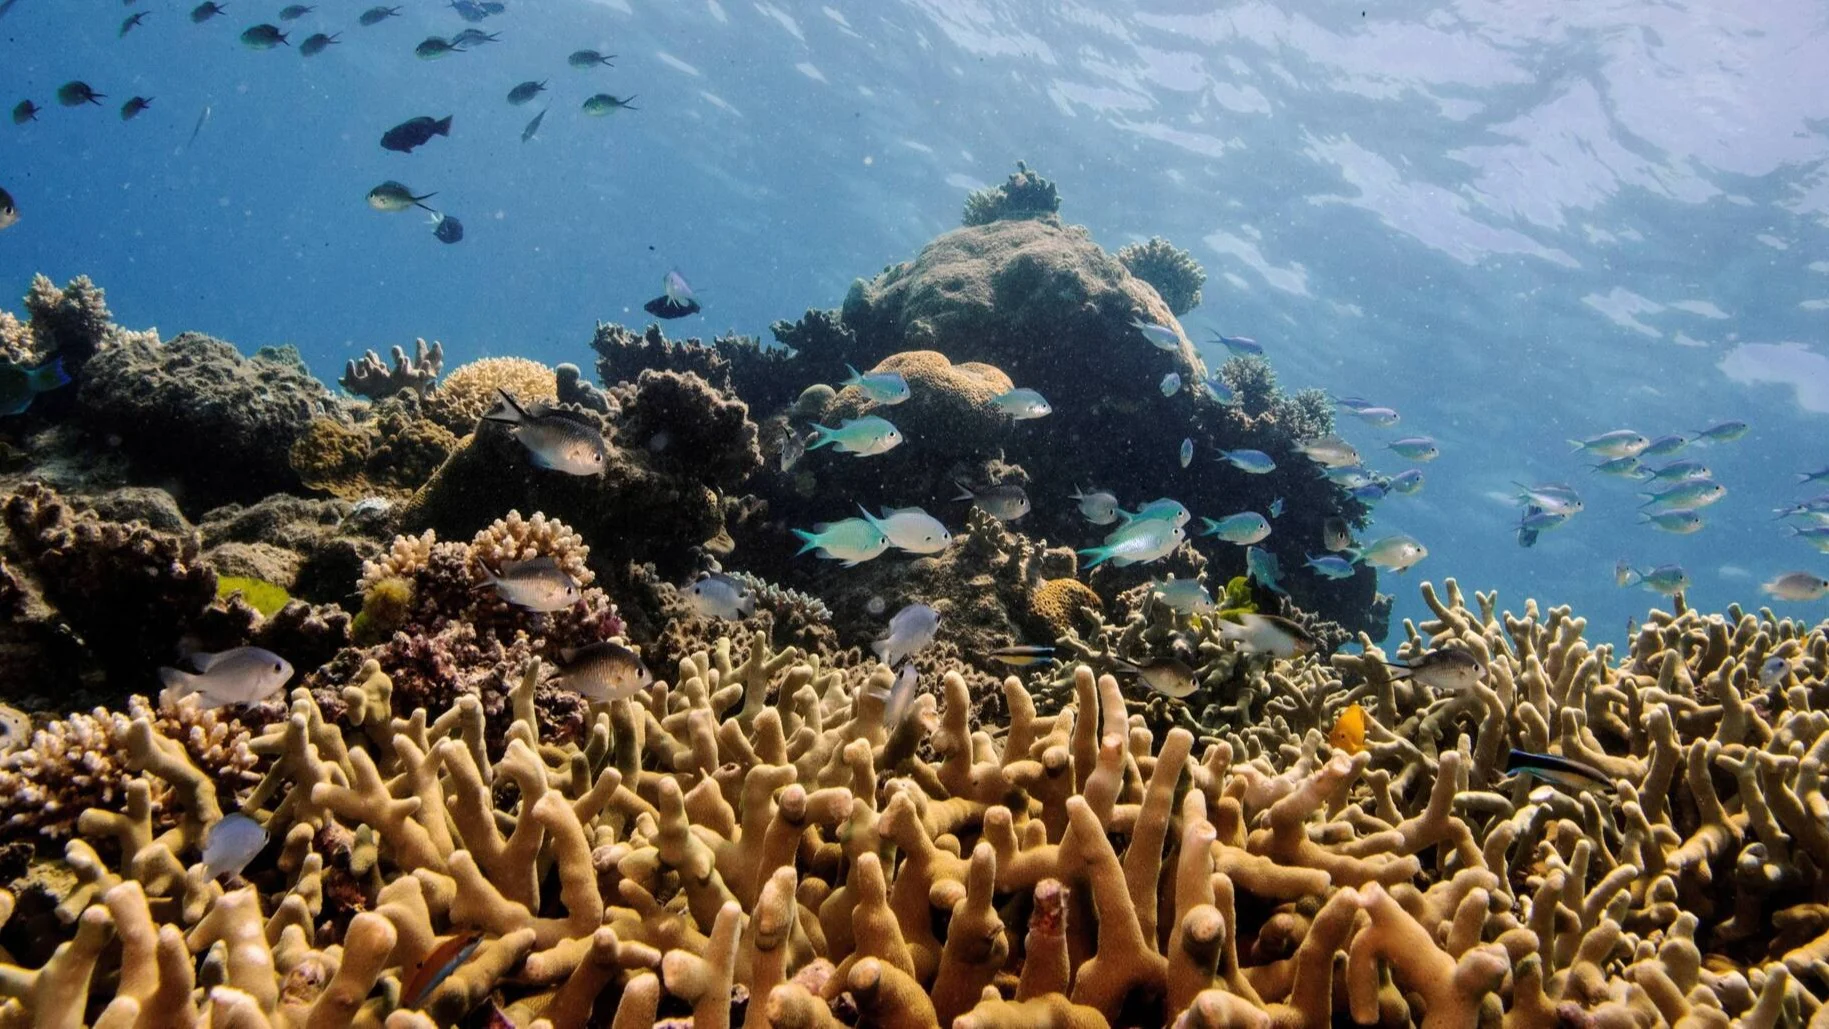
xmin=1212 ymin=333 xmax=1262 ymax=357
xmin=358 ymin=6 xmax=402 ymax=26
xmin=954 ymin=481 xmax=1029 ymax=521
xmin=121 ymin=11 xmax=149 ymax=36
xmin=451 ymin=28 xmax=499 ymax=46
xmin=1638 ymin=510 xmax=1703 ymax=534
xmin=1383 ymin=647 xmax=1483 ymax=691
xmin=1643 ymin=460 xmax=1710 ymax=483
xmin=119 ymin=96 xmax=153 ymax=121
xmin=508 ymin=80 xmax=548 ymax=105
xmin=202 ymin=812 xmax=268 ymax=880
xmin=367 ymin=180 xmax=437 ymax=212
xmin=873 ymin=603 xmax=940 ymax=668
xmin=1637 ymin=479 xmax=1727 ymax=512
xmin=1762 ymin=571 xmax=1829 ymax=602
xmin=1620 ymin=564 xmax=1690 ymax=596
xmin=792 ymin=517 xmax=889 ymax=566
xmin=299 ymin=32 xmax=338 ymax=56
xmin=990 ymin=387 xmax=1051 ymax=420
xmin=841 ymin=364 xmax=910 ymax=405
xmin=450 ymin=0 xmax=490 ymax=20
xmin=381 ymin=115 xmax=453 ymax=153
xmin=190 ymin=2 xmax=227 ymax=23
xmin=1071 ymin=485 xmax=1121 ymax=525
xmin=1218 ymin=448 xmax=1276 ymax=474
xmin=860 ymin=505 xmax=952 ymax=554
xmin=643 ymin=270 xmax=701 ymax=318
xmin=12 ymin=100 xmax=38 ymax=124
xmin=1504 ymin=749 xmax=1612 ymax=793
xmin=57 ymin=82 xmax=105 ymax=106
xmin=1328 ymin=704 xmax=1366 ymax=755
xmin=415 ymin=36 xmax=464 ymax=59
xmin=554 ymin=641 xmax=652 ymax=702
xmin=1568 ymin=430 xmax=1651 ymax=459
xmin=1386 ymin=436 xmax=1438 ymax=461
xmin=1348 ymin=406 xmax=1401 ymax=428
xmin=1514 ymin=482 xmax=1584 ymax=515
xmin=1353 ymin=534 xmax=1428 ymax=573
xmin=430 ymin=212 xmax=463 ymax=243
xmin=569 ymin=49 xmax=617 ymax=67
xmin=477 ymin=555 xmax=578 ymax=612
xmin=1640 ymin=433 xmax=1689 ymax=457
xmin=521 ymin=108 xmax=546 ymax=144
xmin=0 ymin=188 xmax=19 ymax=234
xmin=159 ymin=647 xmax=294 ymax=708
xmin=807 ymin=415 xmax=902 ymax=456
xmin=1111 ymin=656 xmax=1197 ymax=698
xmin=402 ymin=932 xmax=486 ymax=1010
xmin=481 ymin=389 xmax=609 ymax=475
xmin=582 ymin=93 xmax=639 ymax=115
xmin=1388 ymin=469 xmax=1424 ymax=495
xmin=1217 ymin=613 xmax=1315 ymax=658
xmin=1199 ymin=512 xmax=1271 ymax=545
xmin=240 ymin=24 xmax=288 ymax=48
xmin=1295 ymin=434 xmax=1361 ymax=469
xmin=1130 ymin=317 xmax=1181 ymax=351
xmin=1689 ymin=420 xmax=1748 ymax=444
xmin=987 ymin=644 xmax=1054 ymax=668
xmin=684 ymin=572 xmax=756 ymax=619
xmin=278 ymin=4 xmax=314 ymax=18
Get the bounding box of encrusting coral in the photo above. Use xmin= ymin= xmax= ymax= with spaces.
xmin=2 ymin=576 xmax=1820 ymax=1027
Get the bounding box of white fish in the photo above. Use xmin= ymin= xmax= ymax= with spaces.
xmin=1160 ymin=372 xmax=1182 ymax=397
xmin=479 ymin=556 xmax=580 ymax=612
xmin=159 ymin=648 xmax=293 ymax=709
xmin=482 ymin=390 xmax=609 ymax=475
xmin=1763 ymin=572 xmax=1829 ymax=602
xmin=1151 ymin=577 xmax=1214 ymax=615
xmin=684 ymin=572 xmax=756 ymax=619
xmin=1355 ymin=535 xmax=1429 ymax=573
xmin=1071 ymin=485 xmax=1122 ymax=525
xmin=1130 ymin=317 xmax=1182 ymax=351
xmin=1296 ymin=434 xmax=1361 ymax=468
xmin=880 ymin=662 xmax=919 ymax=734
xmin=202 ymin=812 xmax=269 ymax=881
xmin=862 ymin=505 xmax=953 ymax=554
xmin=873 ymin=603 xmax=940 ymax=667
xmin=1179 ymin=437 xmax=1194 ymax=468
xmin=1216 ymin=613 xmax=1316 ymax=659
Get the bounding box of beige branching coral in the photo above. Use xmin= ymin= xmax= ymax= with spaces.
xmin=0 ymin=579 xmax=1825 ymax=1027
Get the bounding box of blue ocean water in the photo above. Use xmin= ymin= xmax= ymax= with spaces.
xmin=2 ymin=0 xmax=1825 ymax=642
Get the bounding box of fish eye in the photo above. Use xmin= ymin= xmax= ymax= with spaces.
xmin=273 ymin=662 xmax=283 ymax=672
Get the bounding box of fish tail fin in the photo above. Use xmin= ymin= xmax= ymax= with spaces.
xmin=481 ymin=388 xmax=526 ymax=425
xmin=790 ymin=528 xmax=820 ymax=556
xmin=1070 ymin=484 xmax=1085 ymax=500
xmin=1379 ymin=661 xmax=1413 ymax=681
xmin=952 ymin=480 xmax=975 ymax=503
xmin=1077 ymin=545 xmax=1110 ymax=569
xmin=1566 ymin=439 xmax=1587 ymax=452
xmin=842 ymin=363 xmax=862 ymax=386
xmin=804 ymin=423 xmax=836 ymax=450
xmin=434 ymin=115 xmax=453 ymax=136
xmin=157 ymin=666 xmax=198 ymax=700
xmin=26 ymin=356 xmax=69 ymax=393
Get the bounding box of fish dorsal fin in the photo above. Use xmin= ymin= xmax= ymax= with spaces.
xmin=501 ymin=555 xmax=561 ymax=576
xmin=559 ymin=646 xmax=579 ymax=664
xmin=190 ymin=650 xmax=226 ymax=673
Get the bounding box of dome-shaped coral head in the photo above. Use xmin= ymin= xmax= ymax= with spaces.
xmin=481 ymin=389 xmax=608 ymax=475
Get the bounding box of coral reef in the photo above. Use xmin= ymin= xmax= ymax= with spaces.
xmin=339 ymin=339 xmax=445 ymax=400
xmin=423 ymin=356 xmax=557 ymax=434
xmin=962 ymin=160 xmax=1063 ymax=226
xmin=76 ymin=333 xmax=335 ymax=508
xmin=614 ymin=369 xmax=762 ymax=491
xmin=289 ymin=395 xmax=459 ymax=501
xmin=814 ymin=350 xmax=1014 ymax=456
xmin=197 ymin=493 xmax=389 ymax=605
xmin=591 ymin=321 xmax=799 ymax=418
xmin=1117 ymin=236 xmax=1207 ymax=316
xmin=0 ymin=580 xmax=1823 ymax=1027
xmin=0 ymin=274 xmax=128 ymax=375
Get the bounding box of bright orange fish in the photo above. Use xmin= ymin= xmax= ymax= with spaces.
xmin=1329 ymin=703 xmax=1367 ymax=755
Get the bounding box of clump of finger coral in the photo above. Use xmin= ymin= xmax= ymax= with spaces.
xmin=1117 ymin=236 xmax=1206 ymax=316
xmin=2 ymin=581 xmax=1826 ymax=1029
xmin=962 ymin=159 xmax=1062 ymax=226
xmin=422 ymin=355 xmax=557 ymax=434
xmin=339 ymin=338 xmax=444 ymax=400
xmin=0 ymin=273 xmax=131 ymax=374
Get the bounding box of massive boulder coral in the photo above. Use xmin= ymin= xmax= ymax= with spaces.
xmin=0 ymin=581 xmax=1823 ymax=1026
xmin=289 ymin=395 xmax=459 ymax=502
xmin=423 ymin=356 xmax=557 ymax=434
xmin=76 ymin=333 xmax=336 ymax=508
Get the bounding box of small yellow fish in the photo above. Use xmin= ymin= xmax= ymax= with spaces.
xmin=1329 ymin=703 xmax=1366 ymax=755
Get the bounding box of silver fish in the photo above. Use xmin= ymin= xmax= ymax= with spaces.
xmin=873 ymin=603 xmax=939 ymax=668
xmin=556 ymin=641 xmax=653 ymax=702
xmin=1112 ymin=656 xmax=1197 ymax=698
xmin=1071 ymin=485 xmax=1122 ymax=525
xmin=779 ymin=428 xmax=806 ymax=471
xmin=684 ymin=572 xmax=756 ymax=619
xmin=482 ymin=389 xmax=609 ymax=475
xmin=880 ymin=662 xmax=919 ymax=734
xmin=1383 ymin=647 xmax=1483 ymax=691
xmin=158 ymin=647 xmax=293 ymax=708
xmin=480 ymin=555 xmax=579 ymax=612
xmin=202 ymin=812 xmax=269 ymax=881
xmin=954 ymin=481 xmax=1030 ymax=521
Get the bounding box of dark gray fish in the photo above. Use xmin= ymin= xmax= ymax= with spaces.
xmin=508 ymin=80 xmax=547 ymax=105
xmin=380 ymin=114 xmax=452 ymax=153
xmin=555 ymin=641 xmax=653 ymax=702
xmin=299 ymin=31 xmax=338 ymax=56
xmin=184 ymin=103 xmax=211 ymax=149
xmin=520 ymin=108 xmax=545 ymax=144
xmin=240 ymin=23 xmax=288 ymax=48
xmin=415 ymin=36 xmax=463 ymax=59
xmin=1383 ymin=647 xmax=1482 ymax=691
xmin=1505 ymin=749 xmax=1612 ymax=793
xmin=12 ymin=100 xmax=38 ymax=124
xmin=366 ymin=180 xmax=436 ymax=212
xmin=0 ymin=187 xmax=16 ymax=233
xmin=581 ymin=93 xmax=638 ymax=115
xmin=450 ymin=0 xmax=488 ymax=20
xmin=568 ymin=49 xmax=615 ymax=68
xmin=278 ymin=3 xmax=312 ymax=18
xmin=482 ymin=389 xmax=608 ymax=475
xmin=953 ymin=481 xmax=1030 ymax=521
xmin=451 ymin=28 xmax=498 ymax=46
xmin=1112 ymin=656 xmax=1197 ymax=698
xmin=357 ymin=6 xmax=400 ymax=26
xmin=190 ymin=1 xmax=226 ymax=23
xmin=431 ymin=212 xmax=463 ymax=243
xmin=120 ymin=96 xmax=152 ymax=120
xmin=1322 ymin=516 xmax=1353 ymax=553
xmin=120 ymin=11 xmax=148 ymax=35
xmin=57 ymin=81 xmax=105 ymax=106
xmin=202 ymin=812 xmax=268 ymax=880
